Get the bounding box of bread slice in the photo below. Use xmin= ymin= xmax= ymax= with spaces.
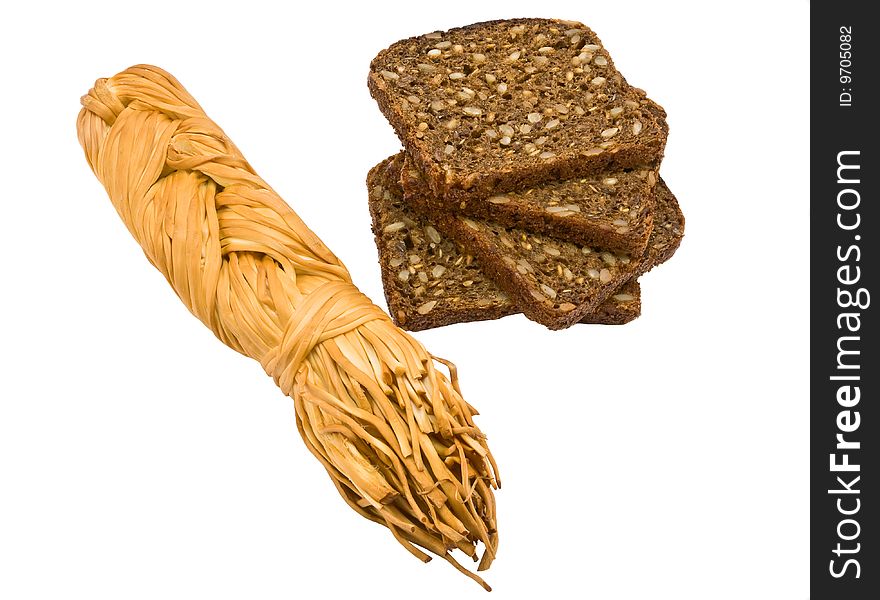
xmin=400 ymin=156 xmax=644 ymax=329
xmin=403 ymin=160 xmax=658 ymax=255
xmin=368 ymin=18 xmax=668 ymax=210
xmin=367 ymin=154 xmax=687 ymax=331
xmin=368 ymin=154 xmax=643 ymax=330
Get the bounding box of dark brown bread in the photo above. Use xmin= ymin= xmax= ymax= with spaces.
xmin=639 ymin=179 xmax=685 ymax=276
xmin=369 ymin=155 xmax=514 ymax=328
xmin=584 ymin=281 xmax=641 ymax=325
xmin=405 ymin=161 xmax=658 ymax=255
xmin=368 ymin=18 xmax=668 ymax=208
xmin=401 ymin=156 xmax=641 ymax=329
xmin=367 ymin=154 xmax=643 ymax=330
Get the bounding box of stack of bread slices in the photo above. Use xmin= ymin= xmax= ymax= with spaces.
xmin=367 ymin=18 xmax=684 ymax=331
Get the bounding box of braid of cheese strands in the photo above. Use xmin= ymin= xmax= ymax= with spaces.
xmin=77 ymin=65 xmax=498 ymax=589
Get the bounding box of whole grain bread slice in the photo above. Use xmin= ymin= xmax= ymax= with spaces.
xmin=368 ymin=154 xmax=644 ymax=330
xmin=368 ymin=18 xmax=668 ymax=207
xmin=406 ymin=159 xmax=658 ymax=254
xmin=401 ymin=156 xmax=643 ymax=329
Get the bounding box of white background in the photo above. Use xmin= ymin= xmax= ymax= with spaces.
xmin=0 ymin=1 xmax=809 ymax=598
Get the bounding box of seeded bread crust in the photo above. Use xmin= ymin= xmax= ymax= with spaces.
xmin=368 ymin=18 xmax=668 ymax=208
xmin=367 ymin=154 xmax=643 ymax=330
